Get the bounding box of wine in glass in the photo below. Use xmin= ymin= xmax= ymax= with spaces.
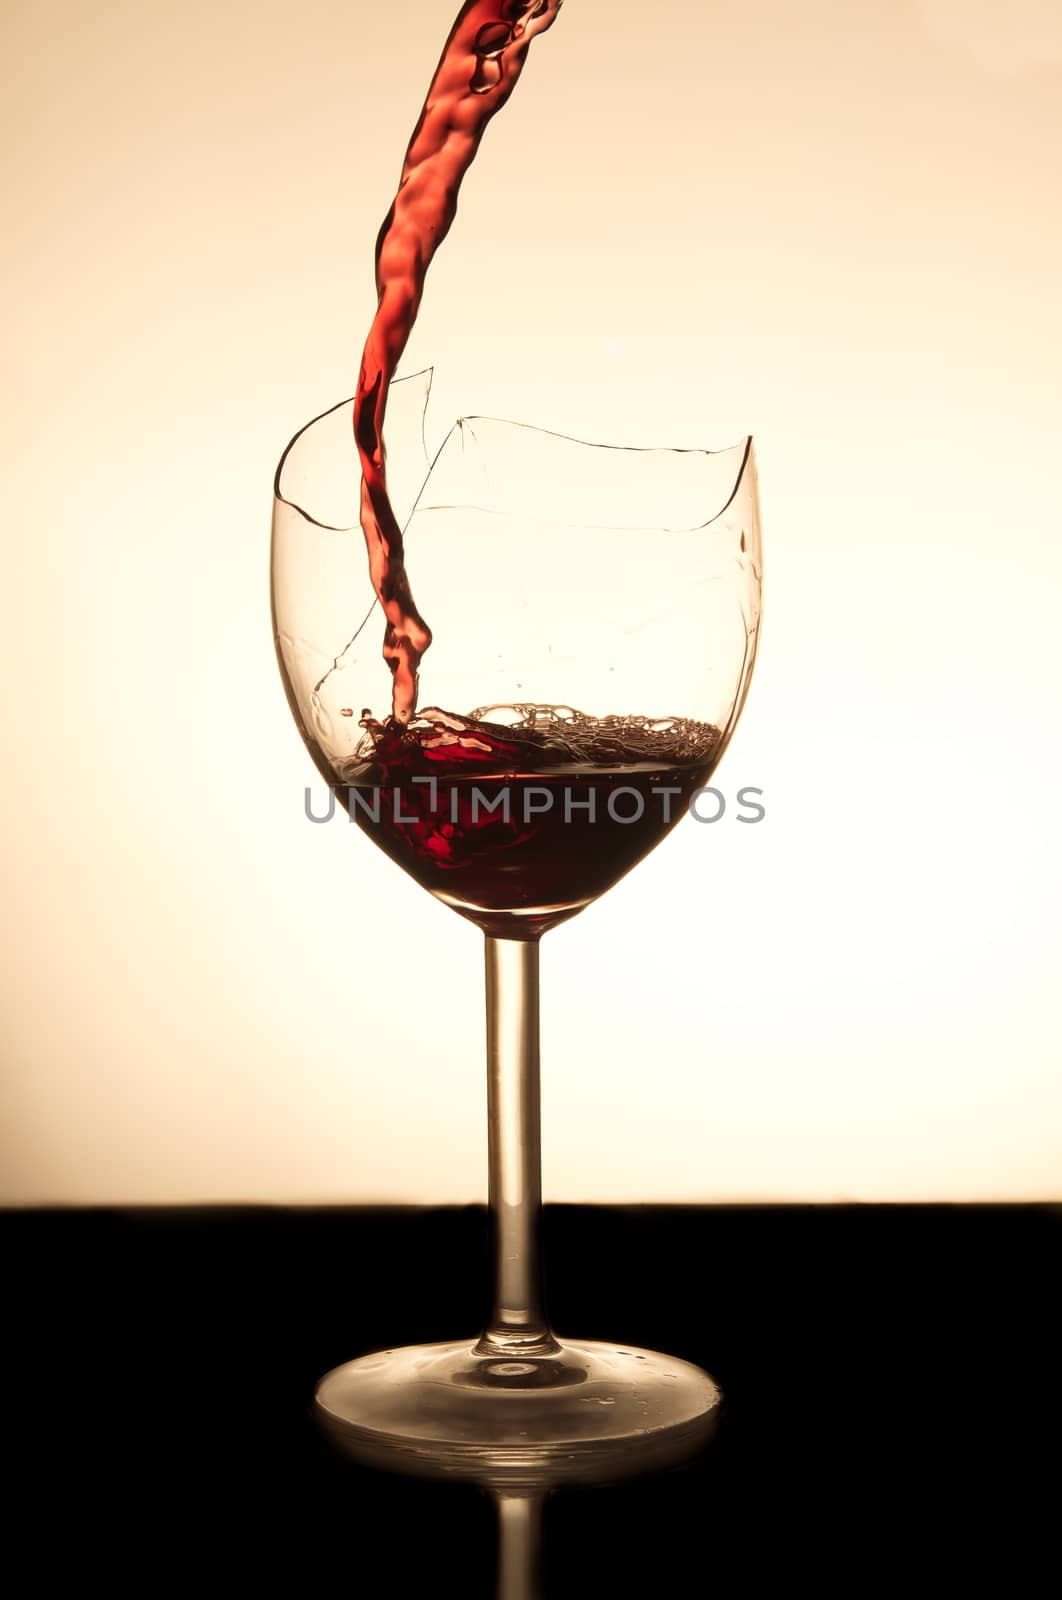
xmin=271 ymin=380 xmax=761 ymax=1475
xmin=272 ymin=0 xmax=760 ymax=1479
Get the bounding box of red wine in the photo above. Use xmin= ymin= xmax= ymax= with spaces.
xmin=337 ymin=706 xmax=722 ymax=939
xmin=353 ymin=1 xmax=563 ymax=723
xmin=335 ymin=7 xmax=721 ymax=940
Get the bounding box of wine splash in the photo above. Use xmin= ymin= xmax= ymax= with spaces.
xmin=354 ymin=0 xmax=563 ymax=723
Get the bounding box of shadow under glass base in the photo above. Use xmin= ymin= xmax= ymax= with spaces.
xmin=314 ymin=1337 xmax=722 ymax=1486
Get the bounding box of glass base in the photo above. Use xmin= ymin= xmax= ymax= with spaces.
xmin=314 ymin=1337 xmax=722 ymax=1486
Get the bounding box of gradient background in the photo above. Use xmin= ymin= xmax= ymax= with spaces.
xmin=3 ymin=0 xmax=1060 ymax=1203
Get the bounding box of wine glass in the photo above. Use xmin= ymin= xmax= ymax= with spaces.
xmin=271 ymin=373 xmax=761 ymax=1474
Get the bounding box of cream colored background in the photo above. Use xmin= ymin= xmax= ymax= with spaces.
xmin=2 ymin=0 xmax=1060 ymax=1203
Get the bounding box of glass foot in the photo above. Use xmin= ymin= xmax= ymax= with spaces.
xmin=315 ymin=1338 xmax=722 ymax=1485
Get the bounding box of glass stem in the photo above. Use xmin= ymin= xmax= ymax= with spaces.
xmin=494 ymin=1491 xmax=545 ymax=1600
xmin=475 ymin=936 xmax=559 ymax=1357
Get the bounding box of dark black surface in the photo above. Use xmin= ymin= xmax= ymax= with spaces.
xmin=5 ymin=1204 xmax=1060 ymax=1590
